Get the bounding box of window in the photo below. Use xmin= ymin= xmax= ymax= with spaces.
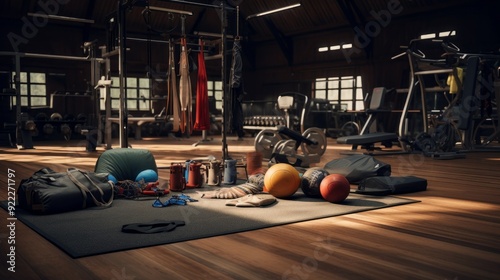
xmin=108 ymin=76 xmax=151 ymax=111
xmin=314 ymin=76 xmax=364 ymax=111
xmin=207 ymin=80 xmax=223 ymax=111
xmin=11 ymin=71 xmax=47 ymax=107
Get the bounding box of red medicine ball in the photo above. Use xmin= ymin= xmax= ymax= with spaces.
xmin=319 ymin=174 xmax=350 ymax=203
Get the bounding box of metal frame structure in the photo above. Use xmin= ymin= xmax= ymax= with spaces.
xmin=0 ymin=51 xmax=102 ymax=149
xmin=111 ymin=0 xmax=232 ymax=161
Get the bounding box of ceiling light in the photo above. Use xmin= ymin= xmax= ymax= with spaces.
xmin=246 ymin=3 xmax=301 ymax=20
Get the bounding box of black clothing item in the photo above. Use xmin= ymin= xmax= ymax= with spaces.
xmin=230 ymin=39 xmax=244 ymax=137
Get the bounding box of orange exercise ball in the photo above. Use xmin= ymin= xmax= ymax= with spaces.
xmin=320 ymin=174 xmax=350 ymax=203
xmin=264 ymin=163 xmax=301 ymax=198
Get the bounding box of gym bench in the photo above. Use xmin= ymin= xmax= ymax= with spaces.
xmin=337 ymin=87 xmax=400 ymax=153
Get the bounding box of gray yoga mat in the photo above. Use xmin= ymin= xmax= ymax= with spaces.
xmin=1 ymin=189 xmax=418 ymax=258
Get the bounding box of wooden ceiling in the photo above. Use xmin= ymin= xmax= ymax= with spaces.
xmin=0 ymin=0 xmax=488 ymax=44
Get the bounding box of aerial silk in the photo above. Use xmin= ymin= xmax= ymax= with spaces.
xmin=179 ymin=37 xmax=192 ymax=135
xmin=230 ymin=38 xmax=245 ymax=138
xmin=167 ymin=39 xmax=181 ymax=132
xmin=193 ymin=39 xmax=210 ymax=131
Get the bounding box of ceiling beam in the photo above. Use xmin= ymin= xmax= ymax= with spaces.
xmin=189 ymin=7 xmax=207 ymax=35
xmin=264 ymin=18 xmax=293 ymax=66
xmin=337 ymin=0 xmax=373 ymax=59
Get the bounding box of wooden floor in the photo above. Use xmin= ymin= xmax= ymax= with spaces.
xmin=1 ymin=135 xmax=499 ymax=280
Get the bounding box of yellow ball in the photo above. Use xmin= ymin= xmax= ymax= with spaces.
xmin=264 ymin=163 xmax=301 ymax=198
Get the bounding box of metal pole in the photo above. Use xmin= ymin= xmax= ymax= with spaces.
xmin=118 ymin=0 xmax=128 ymax=148
xmin=221 ymin=1 xmax=228 ymax=161
xmin=89 ymin=44 xmax=103 ymax=145
xmin=104 ymin=49 xmax=113 ymax=150
xmin=14 ymin=54 xmax=21 ymax=147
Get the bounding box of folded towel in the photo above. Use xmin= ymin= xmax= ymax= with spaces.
xmin=225 ymin=193 xmax=276 ymax=207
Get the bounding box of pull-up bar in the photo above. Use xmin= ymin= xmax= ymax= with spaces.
xmin=0 ymin=51 xmax=102 ymax=62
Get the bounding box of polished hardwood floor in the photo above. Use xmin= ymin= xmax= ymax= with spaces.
xmin=0 ymin=135 xmax=499 ymax=280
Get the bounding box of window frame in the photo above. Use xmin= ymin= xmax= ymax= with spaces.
xmin=108 ymin=76 xmax=152 ymax=112
xmin=314 ymin=75 xmax=364 ymax=111
xmin=207 ymin=80 xmax=223 ymax=112
xmin=11 ymin=71 xmax=47 ymax=107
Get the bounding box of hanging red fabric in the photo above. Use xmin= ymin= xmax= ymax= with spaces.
xmin=193 ymin=39 xmax=211 ymax=131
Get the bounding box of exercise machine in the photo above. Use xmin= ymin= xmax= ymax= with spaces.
xmin=243 ymin=92 xmax=309 ymax=133
xmin=400 ymin=38 xmax=500 ymax=156
xmin=386 ymin=38 xmax=478 ymax=158
xmin=439 ymin=40 xmax=500 ymax=152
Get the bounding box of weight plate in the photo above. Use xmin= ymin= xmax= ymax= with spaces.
xmin=414 ymin=132 xmax=436 ymax=153
xmin=272 ymin=139 xmax=287 ymax=154
xmin=301 ymin=127 xmax=327 ymax=156
xmin=276 ymin=139 xmax=297 ymax=157
xmin=50 ymin=112 xmax=63 ymax=121
xmin=43 ymin=123 xmax=54 ymax=135
xmin=254 ymin=129 xmax=282 ymax=159
xmin=341 ymin=121 xmax=359 ymax=136
xmin=35 ymin=113 xmax=48 ymax=121
xmin=61 ymin=124 xmax=72 ymax=141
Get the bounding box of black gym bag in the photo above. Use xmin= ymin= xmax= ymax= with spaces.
xmin=356 ymin=176 xmax=427 ymax=195
xmin=323 ymin=154 xmax=391 ymax=184
xmin=17 ymin=167 xmax=114 ymax=214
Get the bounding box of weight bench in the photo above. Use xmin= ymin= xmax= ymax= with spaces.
xmin=337 ymin=87 xmax=400 ymax=153
xmin=108 ymin=116 xmax=165 ymax=140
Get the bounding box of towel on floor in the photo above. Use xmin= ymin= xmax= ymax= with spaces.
xmin=201 ymin=173 xmax=265 ymax=199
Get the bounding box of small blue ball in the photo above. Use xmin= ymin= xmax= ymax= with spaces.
xmin=108 ymin=174 xmax=118 ymax=184
xmin=135 ymin=169 xmax=158 ymax=183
